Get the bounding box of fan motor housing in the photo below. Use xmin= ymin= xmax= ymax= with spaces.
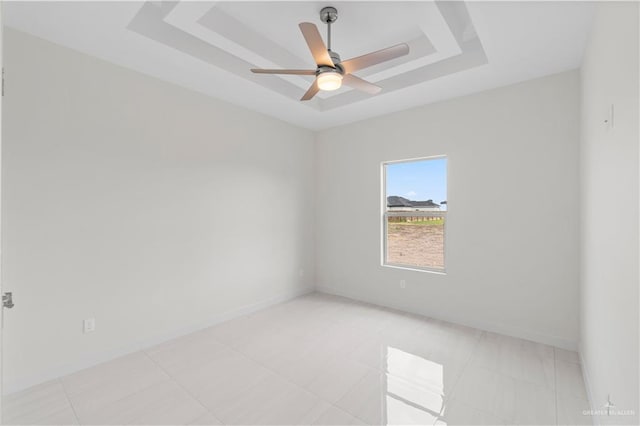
xmin=316 ymin=64 xmax=344 ymax=76
xmin=329 ymin=51 xmax=343 ymax=71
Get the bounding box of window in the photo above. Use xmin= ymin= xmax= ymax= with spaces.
xmin=382 ymin=156 xmax=447 ymax=272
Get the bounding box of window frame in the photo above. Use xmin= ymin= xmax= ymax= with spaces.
xmin=381 ymin=155 xmax=448 ymax=274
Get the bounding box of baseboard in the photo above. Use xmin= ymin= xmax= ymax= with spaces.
xmin=579 ymin=347 xmax=599 ymax=426
xmin=316 ymin=285 xmax=578 ymax=351
xmin=4 ymin=286 xmax=313 ymax=395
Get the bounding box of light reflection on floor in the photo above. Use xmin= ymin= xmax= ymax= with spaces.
xmin=384 ymin=346 xmax=444 ymax=425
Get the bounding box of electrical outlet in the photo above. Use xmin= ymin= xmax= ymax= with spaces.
xmin=83 ymin=318 xmax=96 ymax=334
xmin=400 ymin=280 xmax=406 ymax=289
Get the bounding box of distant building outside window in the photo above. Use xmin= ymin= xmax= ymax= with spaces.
xmin=382 ymin=156 xmax=447 ymax=272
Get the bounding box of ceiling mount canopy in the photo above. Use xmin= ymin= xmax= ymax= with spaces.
xmin=250 ymin=6 xmax=410 ymax=101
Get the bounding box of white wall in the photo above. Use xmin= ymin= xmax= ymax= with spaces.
xmin=579 ymin=3 xmax=639 ymax=425
xmin=315 ymin=71 xmax=581 ymax=349
xmin=1 ymin=28 xmax=315 ymax=393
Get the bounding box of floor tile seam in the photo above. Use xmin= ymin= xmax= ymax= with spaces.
xmin=444 ymin=396 xmax=516 ymax=425
xmin=208 ymin=332 xmax=374 ymax=424
xmin=55 ymin=377 xmax=82 ymax=425
xmin=2 ymin=391 xmax=70 ymax=420
xmin=140 ymin=351 xmax=225 ymax=426
xmin=333 ymin=366 xmax=397 ymax=426
xmin=319 ymin=401 xmax=377 ymax=425
xmin=2 ymin=385 xmax=78 ymax=425
xmin=462 ymin=360 xmax=559 ymax=392
xmin=458 ymin=342 xmax=558 ymax=426
xmin=436 ymin=332 xmax=538 ymax=423
xmin=456 ymin=387 xmax=553 ymax=426
xmin=439 ymin=331 xmax=486 ymax=411
xmin=4 ymin=406 xmax=76 ymax=426
xmin=64 ymin=374 xmax=174 ymax=425
xmin=60 ymin=358 xmax=172 ymax=397
xmin=200 ymin=326 xmax=384 ymax=423
xmin=146 ymin=337 xmax=336 ymax=424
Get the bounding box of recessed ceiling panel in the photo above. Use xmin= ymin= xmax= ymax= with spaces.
xmin=127 ymin=1 xmax=487 ymax=110
xmin=3 ymin=1 xmax=596 ymax=129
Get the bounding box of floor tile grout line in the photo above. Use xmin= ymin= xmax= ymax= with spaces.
xmin=2 ymin=379 xmax=80 ymax=425
xmin=444 ymin=330 xmax=485 ymax=399
xmin=56 ymin=377 xmax=82 ymax=425
xmin=437 ymin=330 xmax=488 ymax=419
xmin=436 ymin=330 xmax=561 ymax=425
xmin=142 ymin=319 xmax=323 ymax=419
xmin=58 ymin=354 xmax=174 ymax=425
xmin=452 ymin=336 xmax=558 ymax=390
xmin=200 ymin=332 xmax=348 ymax=424
xmin=141 ymin=350 xmax=225 ymax=425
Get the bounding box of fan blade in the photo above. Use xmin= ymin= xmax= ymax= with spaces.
xmin=341 ymin=43 xmax=409 ymax=74
xmin=299 ymin=22 xmax=334 ymax=67
xmin=251 ymin=69 xmax=316 ymax=75
xmin=301 ymin=79 xmax=320 ymax=101
xmin=343 ymin=74 xmax=381 ymax=95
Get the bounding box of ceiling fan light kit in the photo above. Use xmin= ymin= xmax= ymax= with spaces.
xmin=316 ymin=70 xmax=342 ymax=91
xmin=250 ymin=6 xmax=410 ymax=101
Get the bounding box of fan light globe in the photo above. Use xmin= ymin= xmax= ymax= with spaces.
xmin=317 ymin=71 xmax=343 ymax=91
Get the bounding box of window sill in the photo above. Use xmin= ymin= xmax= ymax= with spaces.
xmin=382 ymin=263 xmax=447 ymax=275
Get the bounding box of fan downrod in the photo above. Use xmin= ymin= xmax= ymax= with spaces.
xmin=320 ymin=7 xmax=339 ymax=56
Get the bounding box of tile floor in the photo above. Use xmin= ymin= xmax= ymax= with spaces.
xmin=3 ymin=293 xmax=592 ymax=425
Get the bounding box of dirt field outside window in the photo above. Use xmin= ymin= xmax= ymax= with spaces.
xmin=386 ymin=219 xmax=445 ymax=269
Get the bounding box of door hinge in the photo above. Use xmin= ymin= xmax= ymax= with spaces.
xmin=3 ymin=292 xmax=14 ymax=309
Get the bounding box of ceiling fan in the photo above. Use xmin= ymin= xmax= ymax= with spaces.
xmin=250 ymin=6 xmax=410 ymax=101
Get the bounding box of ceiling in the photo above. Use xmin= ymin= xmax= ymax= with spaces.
xmin=4 ymin=1 xmax=595 ymax=130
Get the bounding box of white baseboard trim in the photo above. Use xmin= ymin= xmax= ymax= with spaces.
xmin=4 ymin=286 xmax=313 ymax=395
xmin=316 ymin=285 xmax=578 ymax=351
xmin=579 ymin=347 xmax=599 ymax=426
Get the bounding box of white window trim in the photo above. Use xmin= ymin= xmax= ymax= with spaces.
xmin=381 ymin=155 xmax=447 ymax=274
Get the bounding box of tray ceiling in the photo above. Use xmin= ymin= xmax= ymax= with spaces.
xmin=3 ymin=1 xmax=595 ymax=130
